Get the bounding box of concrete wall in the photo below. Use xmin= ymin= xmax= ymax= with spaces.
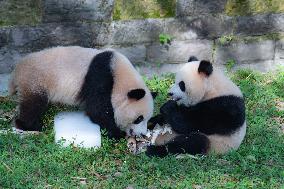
xmin=1 ymin=0 xmax=284 ymax=74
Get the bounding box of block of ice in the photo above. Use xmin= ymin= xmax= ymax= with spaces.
xmin=54 ymin=112 xmax=101 ymax=149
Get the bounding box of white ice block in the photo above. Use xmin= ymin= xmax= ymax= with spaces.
xmin=54 ymin=112 xmax=101 ymax=149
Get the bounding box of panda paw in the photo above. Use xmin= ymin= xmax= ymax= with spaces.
xmin=108 ymin=130 xmax=126 ymax=141
xmin=160 ymin=100 xmax=178 ymax=116
xmin=146 ymin=145 xmax=168 ymax=158
xmin=148 ymin=114 xmax=165 ymax=130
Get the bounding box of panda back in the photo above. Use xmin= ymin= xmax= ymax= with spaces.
xmin=15 ymin=46 xmax=99 ymax=105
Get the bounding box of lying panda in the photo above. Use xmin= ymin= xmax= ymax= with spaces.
xmin=146 ymin=57 xmax=246 ymax=157
xmin=9 ymin=46 xmax=154 ymax=139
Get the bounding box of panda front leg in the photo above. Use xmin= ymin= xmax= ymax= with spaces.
xmin=15 ymin=91 xmax=49 ymax=132
xmin=148 ymin=114 xmax=166 ymax=130
xmin=160 ymin=100 xmax=194 ymax=134
xmin=146 ymin=133 xmax=210 ymax=157
xmin=87 ymin=113 xmax=126 ymax=140
xmin=103 ymin=124 xmax=126 ymax=140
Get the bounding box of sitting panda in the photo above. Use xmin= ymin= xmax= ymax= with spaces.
xmin=9 ymin=46 xmax=154 ymax=139
xmin=146 ymin=57 xmax=246 ymax=157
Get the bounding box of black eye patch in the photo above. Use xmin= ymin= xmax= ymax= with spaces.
xmin=133 ymin=115 xmax=144 ymax=124
xmin=179 ymin=81 xmax=185 ymax=92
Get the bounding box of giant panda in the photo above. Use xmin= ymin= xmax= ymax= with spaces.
xmin=9 ymin=46 xmax=154 ymax=139
xmin=146 ymin=57 xmax=246 ymax=157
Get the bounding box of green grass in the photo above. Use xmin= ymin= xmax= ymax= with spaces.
xmin=226 ymin=0 xmax=284 ymax=16
xmin=0 ymin=0 xmax=42 ymax=27
xmin=113 ymin=0 xmax=176 ymax=20
xmin=0 ymin=69 xmax=284 ymax=188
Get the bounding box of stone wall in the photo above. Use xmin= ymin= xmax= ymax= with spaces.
xmin=1 ymin=0 xmax=284 ymax=74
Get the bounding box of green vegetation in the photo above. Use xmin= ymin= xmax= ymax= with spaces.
xmin=217 ymin=33 xmax=284 ymax=46
xmin=218 ymin=35 xmax=236 ymax=46
xmin=0 ymin=0 xmax=42 ymax=27
xmin=113 ymin=0 xmax=176 ymax=20
xmin=225 ymin=59 xmax=237 ymax=71
xmin=226 ymin=0 xmax=284 ymax=16
xmin=159 ymin=34 xmax=173 ymax=45
xmin=1 ymin=69 xmax=284 ymax=188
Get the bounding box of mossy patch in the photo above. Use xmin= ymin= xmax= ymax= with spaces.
xmin=113 ymin=0 xmax=176 ymax=20
xmin=226 ymin=0 xmax=284 ymax=16
xmin=0 ymin=0 xmax=42 ymax=27
xmin=217 ymin=33 xmax=284 ymax=46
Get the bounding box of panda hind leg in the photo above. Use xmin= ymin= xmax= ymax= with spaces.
xmin=146 ymin=133 xmax=210 ymax=158
xmin=15 ymin=91 xmax=49 ymax=132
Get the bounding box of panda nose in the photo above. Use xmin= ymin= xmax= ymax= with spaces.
xmin=168 ymin=92 xmax=173 ymax=97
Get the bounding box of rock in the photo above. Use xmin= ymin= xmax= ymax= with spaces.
xmin=43 ymin=0 xmax=114 ymax=23
xmin=214 ymin=40 xmax=275 ymax=65
xmin=92 ymin=22 xmax=113 ymax=46
xmin=0 ymin=22 xmax=107 ymax=72
xmin=110 ymin=45 xmax=146 ymax=63
xmin=234 ymin=60 xmax=277 ymax=72
xmin=2 ymin=23 xmax=94 ymax=51
xmin=271 ymin=14 xmax=284 ymax=32
xmin=275 ymin=39 xmax=284 ymax=66
xmin=146 ymin=40 xmax=213 ymax=64
xmin=0 ymin=48 xmax=23 ymax=74
xmin=164 ymin=18 xmax=199 ymax=41
xmin=235 ymin=13 xmax=284 ymax=35
xmin=0 ymin=29 xmax=10 ymax=48
xmin=110 ymin=16 xmax=234 ymax=46
xmin=110 ymin=19 xmax=164 ymax=45
xmin=164 ymin=15 xmax=234 ymax=40
xmin=136 ymin=62 xmax=186 ymax=78
xmin=0 ymin=74 xmax=10 ymax=96
xmin=176 ymin=0 xmax=227 ymax=17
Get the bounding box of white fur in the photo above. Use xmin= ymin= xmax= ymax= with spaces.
xmin=208 ymin=122 xmax=247 ymax=154
xmin=54 ymin=112 xmax=101 ymax=149
xmin=169 ymin=84 xmax=192 ymax=106
xmin=127 ymin=120 xmax=148 ymax=136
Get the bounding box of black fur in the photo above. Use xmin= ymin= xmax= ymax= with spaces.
xmin=198 ymin=60 xmax=213 ymax=76
xmin=147 ymin=114 xmax=166 ymax=130
xmin=78 ymin=51 xmax=125 ymax=140
xmin=178 ymin=81 xmax=185 ymax=92
xmin=128 ymin=89 xmax=146 ymax=100
xmin=146 ymin=95 xmax=245 ymax=157
xmin=146 ymin=133 xmax=210 ymax=157
xmin=160 ymin=96 xmax=245 ymax=135
xmin=16 ymin=91 xmax=48 ymax=131
xmin=188 ymin=56 xmax=198 ymax=62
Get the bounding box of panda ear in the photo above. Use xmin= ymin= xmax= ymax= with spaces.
xmin=128 ymin=89 xmax=146 ymax=100
xmin=198 ymin=60 xmax=213 ymax=76
xmin=188 ymin=56 xmax=198 ymax=62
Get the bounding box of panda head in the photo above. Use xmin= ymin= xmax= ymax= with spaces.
xmin=168 ymin=57 xmax=213 ymax=107
xmin=110 ymin=52 xmax=155 ymax=137
xmin=117 ymin=88 xmax=154 ymax=137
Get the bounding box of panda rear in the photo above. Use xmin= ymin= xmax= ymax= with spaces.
xmin=146 ymin=58 xmax=246 ymax=157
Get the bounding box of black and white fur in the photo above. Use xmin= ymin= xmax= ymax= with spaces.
xmin=9 ymin=46 xmax=154 ymax=139
xmin=146 ymin=57 xmax=246 ymax=157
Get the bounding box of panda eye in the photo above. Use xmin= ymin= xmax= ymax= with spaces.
xmin=179 ymin=81 xmax=185 ymax=92
xmin=133 ymin=115 xmax=144 ymax=124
